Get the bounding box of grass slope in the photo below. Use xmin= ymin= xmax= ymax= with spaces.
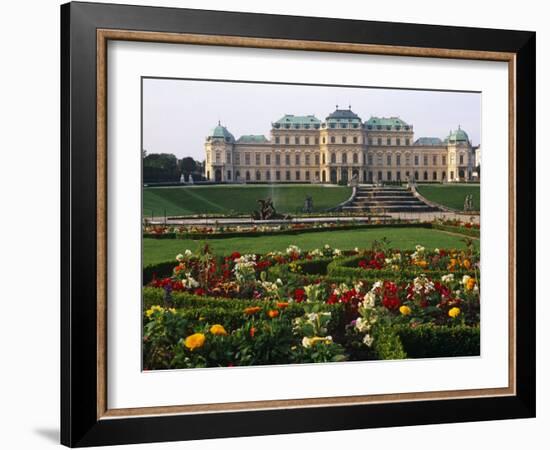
xmin=416 ymin=184 xmax=480 ymax=211
xmin=143 ymin=184 xmax=352 ymax=217
xmin=143 ymin=227 xmax=478 ymax=265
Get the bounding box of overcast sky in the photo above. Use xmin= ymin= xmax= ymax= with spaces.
xmin=143 ymin=78 xmax=480 ymax=161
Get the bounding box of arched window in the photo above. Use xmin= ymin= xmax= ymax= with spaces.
xmin=353 ymin=153 xmax=358 ymax=164
xmin=423 ymin=171 xmax=428 ymax=180
xmin=245 ymin=171 xmax=250 ymax=181
xmin=256 ymin=170 xmax=261 ymax=181
xmin=331 ymin=153 xmax=336 ymax=164
xmin=330 ymin=136 xmax=336 ymax=144
xmin=266 ymin=171 xmax=271 ymax=181
xmin=342 ymin=136 xmax=347 ymax=144
xmin=432 ymin=171 xmax=437 ymax=180
xmin=414 ymin=171 xmax=419 ymax=180
xmin=235 ymin=170 xmax=241 ymax=180
xmin=342 ymin=153 xmax=348 ymax=164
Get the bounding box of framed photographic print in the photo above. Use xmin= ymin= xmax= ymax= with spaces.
xmin=61 ymin=1 xmax=536 ymax=447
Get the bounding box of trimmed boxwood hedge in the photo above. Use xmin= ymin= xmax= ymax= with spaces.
xmin=431 ymin=223 xmax=480 ymax=238
xmin=327 ymin=255 xmax=476 ymax=280
xmin=143 ymin=221 xmax=431 ymax=240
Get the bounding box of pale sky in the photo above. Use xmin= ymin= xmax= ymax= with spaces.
xmin=142 ymin=78 xmax=480 ymax=161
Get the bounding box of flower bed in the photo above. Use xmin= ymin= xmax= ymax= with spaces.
xmin=143 ymin=242 xmax=480 ymax=369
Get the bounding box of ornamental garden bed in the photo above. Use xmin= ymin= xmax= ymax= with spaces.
xmin=143 ymin=242 xmax=480 ymax=369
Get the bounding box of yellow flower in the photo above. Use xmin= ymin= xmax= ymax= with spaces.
xmin=399 ymin=305 xmax=412 ymax=316
xmin=145 ymin=305 xmax=164 ymax=318
xmin=267 ymin=309 xmax=279 ymax=319
xmin=210 ymin=324 xmax=228 ymax=336
xmin=184 ymin=333 xmax=206 ymax=350
xmin=466 ymin=278 xmax=476 ymax=291
xmin=463 ymin=259 xmax=471 ymax=270
xmin=448 ymin=307 xmax=461 ymax=318
xmin=244 ymin=306 xmax=261 ymax=315
xmin=416 ymin=260 xmax=428 ymax=269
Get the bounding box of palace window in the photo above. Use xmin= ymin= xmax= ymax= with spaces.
xmin=377 ymin=154 xmax=383 ymax=165
xmin=315 ymin=171 xmax=320 ymax=180
xmin=342 ymin=136 xmax=347 ymax=144
xmin=414 ymin=155 xmax=419 ymax=166
xmin=305 ymin=171 xmax=310 ymax=181
xmin=342 ymin=153 xmax=348 ymax=164
xmin=322 ymin=137 xmax=326 ymax=144
xmin=396 ymin=138 xmax=401 ymax=146
xmin=322 ymin=153 xmax=325 ymax=164
xmin=442 ymin=171 xmax=446 ymax=180
xmin=245 ymin=153 xmax=250 ymax=165
xmin=256 ymin=171 xmax=261 ymax=181
xmin=353 ymin=136 xmax=358 ymax=144
xmin=396 ymin=171 xmax=401 ymax=180
xmin=405 ymin=138 xmax=410 ymax=146
xmin=265 ymin=154 xmax=271 ymax=165
xmin=377 ymin=138 xmax=382 ymax=145
xmin=236 ymin=170 xmax=240 ymax=179
xmin=442 ymin=155 xmax=447 ymax=165
xmin=387 ymin=154 xmax=392 ymax=165
xmin=423 ymin=171 xmax=428 ymax=180
xmin=266 ymin=171 xmax=271 ymax=181
xmin=255 ymin=153 xmax=261 ymax=165
xmin=276 ymin=171 xmax=281 ymax=181
xmin=450 ymin=171 xmax=454 ymax=180
xmin=305 ymin=137 xmax=310 ymax=145
xmin=295 ymin=154 xmax=300 ymax=165
xmin=423 ymin=155 xmax=428 ymax=165
xmin=246 ymin=171 xmax=250 ymax=181
xmin=341 ymin=123 xmax=347 ymax=128
xmin=433 ymin=155 xmax=437 ymax=165
xmin=330 ymin=136 xmax=336 ymax=144
xmin=330 ymin=123 xmax=336 ymax=128
xmin=414 ymin=171 xmax=419 ymax=180
xmin=377 ymin=171 xmax=382 ymax=180
xmin=295 ymin=136 xmax=300 ymax=144
xmin=285 ymin=137 xmax=290 ymax=144
xmin=315 ymin=153 xmax=320 ymax=165
xmin=387 ymin=171 xmax=392 ymax=181
xmin=368 ymin=154 xmax=373 ymax=165
xmin=331 ymin=153 xmax=336 ymax=164
xmin=405 ymin=171 xmax=410 ymax=178
xmin=353 ymin=153 xmax=358 ymax=164
xmin=216 ymin=152 xmax=221 ymax=163
xmin=305 ymin=154 xmax=310 ymax=165
xmin=405 ymin=154 xmax=410 ymax=165
xmin=296 ymin=171 xmax=301 ymax=180
xmin=460 ymin=154 xmax=464 ymax=164
xmin=387 ymin=138 xmax=391 ymax=145
xmin=433 ymin=171 xmax=437 ymax=180
xmin=396 ymin=154 xmax=401 ymax=166
xmin=227 ymin=170 xmax=232 ymax=180
xmin=275 ymin=137 xmax=280 ymax=144
xmin=226 ymin=152 xmax=231 ymax=164
xmin=285 ymin=154 xmax=290 ymax=165
xmin=315 ymin=137 xmax=319 ymax=145
xmin=235 ymin=153 xmax=240 ymax=164
xmin=275 ymin=154 xmax=280 ymax=165
xmin=368 ymin=138 xmax=373 ymax=145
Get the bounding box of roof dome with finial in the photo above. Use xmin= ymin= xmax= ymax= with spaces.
xmin=207 ymin=121 xmax=235 ymax=142
xmin=325 ymin=105 xmax=362 ymax=128
xmin=446 ymin=125 xmax=469 ymax=143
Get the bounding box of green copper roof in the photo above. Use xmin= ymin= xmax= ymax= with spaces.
xmin=208 ymin=123 xmax=235 ymax=142
xmin=365 ymin=117 xmax=411 ymax=129
xmin=326 ymin=108 xmax=362 ymax=123
xmin=414 ymin=137 xmax=443 ymax=146
xmin=446 ymin=126 xmax=469 ymax=143
xmin=273 ymin=115 xmax=321 ymax=129
xmin=236 ymin=135 xmax=269 ymax=143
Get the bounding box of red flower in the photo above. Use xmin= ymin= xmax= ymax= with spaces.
xmin=382 ymin=295 xmax=400 ymax=310
xmin=194 ymin=288 xmax=206 ymax=296
xmin=230 ymin=251 xmax=241 ymax=260
xmin=293 ymin=288 xmax=306 ymax=303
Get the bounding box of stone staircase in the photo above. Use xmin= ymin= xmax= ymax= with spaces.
xmin=342 ymin=185 xmax=441 ymax=213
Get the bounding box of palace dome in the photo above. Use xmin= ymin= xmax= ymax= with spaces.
xmin=207 ymin=122 xmax=235 ymax=142
xmin=446 ymin=126 xmax=469 ymax=143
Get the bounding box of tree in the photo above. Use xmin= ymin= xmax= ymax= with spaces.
xmin=178 ymin=157 xmax=197 ymax=175
xmin=143 ymin=153 xmax=179 ymax=183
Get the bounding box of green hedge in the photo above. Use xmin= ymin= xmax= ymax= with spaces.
xmin=327 ymin=255 xmax=475 ymax=280
xmin=143 ymin=222 xmax=431 ymax=240
xmin=432 ymin=223 xmax=480 ymax=238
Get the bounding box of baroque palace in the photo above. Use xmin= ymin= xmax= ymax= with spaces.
xmin=204 ymin=107 xmax=478 ymax=184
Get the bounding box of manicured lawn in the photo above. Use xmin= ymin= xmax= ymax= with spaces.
xmin=143 ymin=226 xmax=478 ymax=265
xmin=416 ymin=184 xmax=480 ymax=211
xmin=143 ymin=184 xmax=352 ymax=217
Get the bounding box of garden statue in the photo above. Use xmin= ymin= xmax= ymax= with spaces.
xmin=252 ymin=197 xmax=291 ymax=220
xmin=188 ymin=174 xmax=194 ymax=184
xmin=303 ymin=195 xmax=313 ymax=213
xmin=349 ymin=173 xmax=359 ymax=187
xmin=463 ymin=194 xmax=473 ymax=211
xmin=179 ymin=173 xmax=185 ymax=183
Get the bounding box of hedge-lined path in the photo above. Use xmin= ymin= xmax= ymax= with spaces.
xmin=143 ymin=226 xmax=479 ymax=265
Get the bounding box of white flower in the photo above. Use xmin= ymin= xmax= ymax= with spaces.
xmin=324 ymin=244 xmax=330 ymax=249
xmin=462 ymin=275 xmax=472 ymax=285
xmin=333 ymin=248 xmax=342 ymax=257
xmin=372 ymin=280 xmax=383 ymax=290
xmin=362 ymin=291 xmax=376 ymax=308
xmin=176 ymin=254 xmax=184 ymax=262
xmin=434 ymin=248 xmax=440 ymax=254
xmin=276 ymin=278 xmax=283 ymax=285
xmin=286 ymin=245 xmax=302 ymax=255
xmin=363 ymin=334 xmax=374 ymax=347
xmin=184 ymin=249 xmax=193 ymax=257
xmin=302 ymin=336 xmax=312 ymax=348
xmin=441 ymin=274 xmax=454 ymax=283
xmin=355 ymin=317 xmax=371 ymax=333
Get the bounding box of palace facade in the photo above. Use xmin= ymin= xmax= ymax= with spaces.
xmin=204 ymin=107 xmax=477 ymax=184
